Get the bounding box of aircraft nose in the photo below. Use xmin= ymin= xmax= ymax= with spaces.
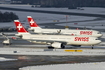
xmin=97 ymin=40 xmax=101 ymax=44
xmin=99 ymin=34 xmax=103 ymax=37
xmin=96 ymin=34 xmax=103 ymax=37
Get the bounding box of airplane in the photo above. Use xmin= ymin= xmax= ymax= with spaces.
xmin=27 ymin=16 xmax=102 ymax=37
xmin=14 ymin=20 xmax=101 ymax=49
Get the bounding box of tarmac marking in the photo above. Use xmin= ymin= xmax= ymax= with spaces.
xmin=65 ymin=50 xmax=83 ymax=52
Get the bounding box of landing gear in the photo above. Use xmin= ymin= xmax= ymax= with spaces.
xmin=61 ymin=43 xmax=65 ymax=49
xmin=91 ymin=45 xmax=94 ymax=49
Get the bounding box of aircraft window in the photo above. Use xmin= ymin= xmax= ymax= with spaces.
xmin=59 ymin=38 xmax=65 ymax=39
xmin=98 ymin=32 xmax=101 ymax=34
xmin=32 ymin=37 xmax=43 ymax=39
xmin=51 ymin=38 xmax=58 ymax=39
xmin=67 ymin=38 xmax=71 ymax=39
xmin=95 ymin=38 xmax=99 ymax=40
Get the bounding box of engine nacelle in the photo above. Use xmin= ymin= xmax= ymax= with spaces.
xmin=51 ymin=42 xmax=65 ymax=48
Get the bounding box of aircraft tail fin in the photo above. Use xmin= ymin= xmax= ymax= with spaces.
xmin=14 ymin=20 xmax=29 ymax=34
xmin=27 ymin=16 xmax=40 ymax=27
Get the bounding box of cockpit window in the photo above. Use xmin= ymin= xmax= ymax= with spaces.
xmin=95 ymin=38 xmax=99 ymax=40
xmin=98 ymin=32 xmax=101 ymax=34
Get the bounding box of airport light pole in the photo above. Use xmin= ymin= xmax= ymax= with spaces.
xmin=65 ymin=15 xmax=69 ymax=29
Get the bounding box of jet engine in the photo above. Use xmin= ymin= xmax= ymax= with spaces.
xmin=51 ymin=42 xmax=65 ymax=48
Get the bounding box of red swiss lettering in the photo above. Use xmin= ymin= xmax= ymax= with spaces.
xmin=74 ymin=37 xmax=89 ymax=42
xmin=80 ymin=31 xmax=92 ymax=35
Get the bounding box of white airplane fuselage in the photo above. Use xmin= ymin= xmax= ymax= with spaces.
xmin=30 ymin=27 xmax=102 ymax=37
xmin=27 ymin=16 xmax=102 ymax=38
xmin=21 ymin=33 xmax=101 ymax=46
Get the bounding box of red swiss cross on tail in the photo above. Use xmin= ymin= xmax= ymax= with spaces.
xmin=14 ymin=20 xmax=28 ymax=33
xmin=27 ymin=16 xmax=39 ymax=27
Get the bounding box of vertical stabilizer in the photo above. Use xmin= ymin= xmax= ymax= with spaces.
xmin=27 ymin=16 xmax=39 ymax=27
xmin=14 ymin=20 xmax=29 ymax=34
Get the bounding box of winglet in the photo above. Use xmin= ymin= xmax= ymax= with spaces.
xmin=14 ymin=20 xmax=28 ymax=33
xmin=27 ymin=16 xmax=39 ymax=27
